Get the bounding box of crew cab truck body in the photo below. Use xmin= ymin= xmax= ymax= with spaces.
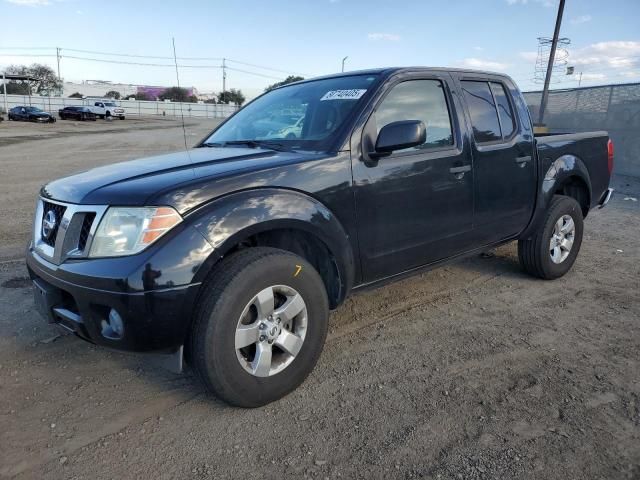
xmin=27 ymin=68 xmax=613 ymax=407
xmin=85 ymin=98 xmax=125 ymax=119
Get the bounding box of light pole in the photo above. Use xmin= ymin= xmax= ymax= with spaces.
xmin=341 ymin=56 xmax=348 ymax=73
xmin=2 ymin=72 xmax=7 ymax=116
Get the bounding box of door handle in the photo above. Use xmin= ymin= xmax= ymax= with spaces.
xmin=515 ymin=156 xmax=532 ymax=167
xmin=449 ymin=165 xmax=471 ymax=179
xmin=449 ymin=165 xmax=471 ymax=174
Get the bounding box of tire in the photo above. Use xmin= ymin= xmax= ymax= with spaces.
xmin=119 ymin=116 xmax=125 ymax=120
xmin=99 ymin=115 xmax=104 ymax=119
xmin=189 ymin=247 xmax=329 ymax=407
xmin=518 ymin=195 xmax=584 ymax=280
xmin=105 ymin=111 xmax=111 ymax=119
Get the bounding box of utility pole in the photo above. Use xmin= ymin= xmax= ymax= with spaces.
xmin=2 ymin=72 xmax=8 ymax=117
xmin=341 ymin=56 xmax=348 ymax=73
xmin=222 ymin=58 xmax=227 ymax=96
xmin=537 ymin=0 xmax=565 ymax=125
xmin=578 ymin=71 xmax=582 ymax=87
xmin=55 ymin=47 xmax=62 ymax=96
xmin=56 ymin=47 xmax=61 ymax=80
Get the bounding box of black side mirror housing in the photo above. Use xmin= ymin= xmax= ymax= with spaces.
xmin=370 ymin=120 xmax=426 ymax=159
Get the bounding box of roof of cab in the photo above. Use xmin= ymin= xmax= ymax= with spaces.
xmin=287 ymin=67 xmax=513 ymax=87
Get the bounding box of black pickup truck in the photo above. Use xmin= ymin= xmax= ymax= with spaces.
xmin=27 ymin=68 xmax=614 ymax=407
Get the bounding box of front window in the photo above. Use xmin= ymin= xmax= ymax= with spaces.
xmin=370 ymin=79 xmax=454 ymax=152
xmin=204 ymin=74 xmax=379 ymax=150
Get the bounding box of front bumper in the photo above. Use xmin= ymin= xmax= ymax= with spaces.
xmin=25 ymin=222 xmax=214 ymax=352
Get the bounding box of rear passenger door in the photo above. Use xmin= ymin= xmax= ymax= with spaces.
xmin=454 ymin=75 xmax=535 ymax=243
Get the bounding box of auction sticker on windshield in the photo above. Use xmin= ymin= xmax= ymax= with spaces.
xmin=320 ymin=89 xmax=367 ymax=101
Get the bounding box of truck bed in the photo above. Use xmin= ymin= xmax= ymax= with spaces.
xmin=535 ymin=131 xmax=611 ymax=210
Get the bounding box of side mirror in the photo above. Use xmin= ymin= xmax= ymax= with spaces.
xmin=371 ymin=120 xmax=426 ymax=159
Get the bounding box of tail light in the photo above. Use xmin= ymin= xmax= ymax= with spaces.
xmin=607 ymin=139 xmax=614 ymax=175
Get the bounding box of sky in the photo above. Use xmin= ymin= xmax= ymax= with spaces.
xmin=2 ymin=0 xmax=640 ymax=99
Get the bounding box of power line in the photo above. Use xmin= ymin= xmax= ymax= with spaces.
xmin=0 ymin=53 xmax=57 ymax=58
xmin=0 ymin=47 xmax=53 ymax=50
xmin=61 ymin=47 xmax=223 ymax=61
xmin=226 ymin=58 xmax=306 ymax=77
xmin=226 ymin=66 xmax=285 ymax=80
xmin=61 ymin=54 xmax=223 ymax=69
xmin=1 ymin=46 xmax=302 ymax=78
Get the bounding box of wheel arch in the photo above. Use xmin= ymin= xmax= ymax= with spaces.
xmin=189 ymin=188 xmax=356 ymax=309
xmin=520 ymin=154 xmax=592 ymax=239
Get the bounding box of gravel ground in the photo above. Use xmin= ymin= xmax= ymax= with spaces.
xmin=0 ymin=118 xmax=638 ymax=479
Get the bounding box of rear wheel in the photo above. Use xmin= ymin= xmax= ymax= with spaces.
xmin=518 ymin=195 xmax=584 ymax=279
xmin=189 ymin=247 xmax=329 ymax=407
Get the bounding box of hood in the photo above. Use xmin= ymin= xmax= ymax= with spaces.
xmin=32 ymin=111 xmax=51 ymax=117
xmin=41 ymin=147 xmax=315 ymax=209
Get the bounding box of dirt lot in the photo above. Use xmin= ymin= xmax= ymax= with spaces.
xmin=0 ymin=118 xmax=638 ymax=479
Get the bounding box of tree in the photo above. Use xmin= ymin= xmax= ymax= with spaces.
xmin=159 ymin=86 xmax=189 ymax=102
xmin=105 ymin=90 xmax=121 ymax=99
xmin=187 ymin=95 xmax=199 ymax=103
xmin=68 ymin=92 xmax=84 ymax=98
xmin=1 ymin=82 xmax=30 ymax=95
xmin=218 ymin=88 xmax=246 ymax=106
xmin=265 ymin=75 xmax=304 ymax=92
xmin=5 ymin=63 xmax=62 ymax=95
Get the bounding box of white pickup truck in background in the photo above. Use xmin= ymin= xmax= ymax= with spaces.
xmin=85 ymin=98 xmax=126 ymax=120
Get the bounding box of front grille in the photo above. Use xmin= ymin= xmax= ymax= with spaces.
xmin=34 ymin=199 xmax=107 ymax=264
xmin=78 ymin=213 xmax=96 ymax=251
xmin=41 ymin=201 xmax=67 ymax=247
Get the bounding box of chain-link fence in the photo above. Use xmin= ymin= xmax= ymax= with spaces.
xmin=1 ymin=94 xmax=238 ymax=120
xmin=523 ymin=83 xmax=640 ymax=177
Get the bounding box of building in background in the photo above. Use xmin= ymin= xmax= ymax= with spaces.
xmin=136 ymin=85 xmax=198 ymax=100
xmin=62 ymin=80 xmax=138 ymax=98
xmin=62 ymin=80 xmax=199 ymax=100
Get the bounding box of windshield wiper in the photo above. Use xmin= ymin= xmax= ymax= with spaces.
xmin=225 ymin=140 xmax=295 ymax=152
xmin=199 ymin=140 xmax=295 ymax=152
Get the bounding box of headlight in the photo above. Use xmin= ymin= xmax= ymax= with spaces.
xmin=89 ymin=206 xmax=182 ymax=257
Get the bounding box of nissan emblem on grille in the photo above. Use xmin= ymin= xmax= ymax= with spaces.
xmin=42 ymin=210 xmax=57 ymax=240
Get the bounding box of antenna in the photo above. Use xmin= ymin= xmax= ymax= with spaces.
xmin=172 ymin=37 xmax=190 ymax=156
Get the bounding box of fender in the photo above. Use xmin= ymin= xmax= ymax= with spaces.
xmin=188 ymin=188 xmax=356 ymax=302
xmin=520 ymin=154 xmax=592 ymax=239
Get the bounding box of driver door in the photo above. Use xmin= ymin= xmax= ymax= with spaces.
xmin=352 ymin=75 xmax=475 ymax=282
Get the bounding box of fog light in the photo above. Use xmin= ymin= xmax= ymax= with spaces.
xmin=101 ymin=308 xmax=124 ymax=340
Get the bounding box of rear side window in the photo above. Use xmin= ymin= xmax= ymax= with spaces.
xmin=491 ymin=82 xmax=516 ymax=138
xmin=372 ymin=79 xmax=454 ymax=151
xmin=461 ymin=81 xmax=501 ymax=143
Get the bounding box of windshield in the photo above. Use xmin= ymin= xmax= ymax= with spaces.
xmin=204 ymin=74 xmax=379 ymax=150
xmin=25 ymin=107 xmax=42 ymax=112
xmin=104 ymin=102 xmax=117 ymax=107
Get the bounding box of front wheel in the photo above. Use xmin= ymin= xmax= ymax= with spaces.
xmin=518 ymin=195 xmax=584 ymax=280
xmin=189 ymin=247 xmax=329 ymax=407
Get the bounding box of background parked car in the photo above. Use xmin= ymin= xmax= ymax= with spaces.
xmin=58 ymin=106 xmax=97 ymax=121
xmin=86 ymin=99 xmax=126 ymax=120
xmin=8 ymin=106 xmax=56 ymax=123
